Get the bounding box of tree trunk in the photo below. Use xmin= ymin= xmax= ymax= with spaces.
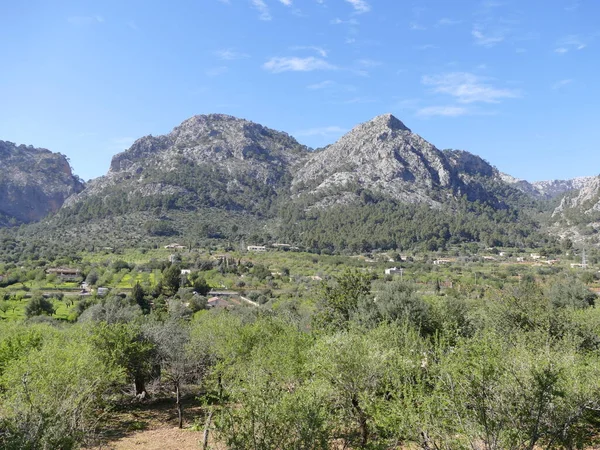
xmin=351 ymin=395 xmax=369 ymax=448
xmin=134 ymin=373 xmax=146 ymax=398
xmin=176 ymin=383 xmax=183 ymax=429
xmin=202 ymin=409 xmax=213 ymax=450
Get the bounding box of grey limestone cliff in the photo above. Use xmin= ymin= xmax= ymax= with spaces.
xmin=0 ymin=141 xmax=84 ymax=224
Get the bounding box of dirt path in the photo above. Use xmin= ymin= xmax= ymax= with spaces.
xmin=88 ymin=398 xmax=225 ymax=450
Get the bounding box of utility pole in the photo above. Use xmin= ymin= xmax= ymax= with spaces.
xmin=582 ymin=248 xmax=588 ymax=270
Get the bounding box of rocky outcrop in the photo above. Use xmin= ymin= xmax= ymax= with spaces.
xmin=500 ymin=173 xmax=596 ymax=200
xmin=63 ymin=114 xmax=310 ymax=213
xmin=0 ymin=141 xmax=85 ymax=224
xmin=292 ymin=114 xmax=459 ymax=206
xmin=291 ymin=114 xmax=524 ymax=209
xmin=553 ymin=176 xmax=600 ymax=216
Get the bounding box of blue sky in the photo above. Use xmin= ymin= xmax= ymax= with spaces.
xmin=1 ymin=0 xmax=599 ymax=182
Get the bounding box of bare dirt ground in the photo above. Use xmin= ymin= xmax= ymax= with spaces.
xmin=88 ymin=397 xmax=225 ymax=450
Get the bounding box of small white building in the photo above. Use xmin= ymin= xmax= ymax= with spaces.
xmin=164 ymin=243 xmax=186 ymax=249
xmin=181 ymin=269 xmax=191 ymax=275
xmin=433 ymin=259 xmax=452 ymax=265
xmin=97 ymin=287 xmax=109 ymax=297
xmin=385 ymin=267 xmax=403 ymax=275
xmin=247 ymin=245 xmax=266 ymax=252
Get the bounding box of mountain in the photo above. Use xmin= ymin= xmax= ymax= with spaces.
xmin=62 ymin=114 xmax=309 ymax=218
xmin=501 ymin=173 xmax=596 ymax=200
xmin=0 ymin=141 xmax=84 ymax=226
xmin=291 ymin=114 xmax=530 ymax=210
xmin=9 ymin=113 xmax=564 ymax=254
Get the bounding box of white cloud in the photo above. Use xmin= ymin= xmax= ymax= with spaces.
xmin=422 ymin=72 xmax=521 ymax=104
xmin=437 ymin=18 xmax=462 ymax=26
xmin=306 ymin=80 xmax=356 ymax=92
xmin=565 ymin=0 xmax=580 ymax=11
xmin=339 ymin=96 xmax=377 ymax=104
xmin=263 ymin=56 xmax=336 ymax=73
xmin=345 ymin=0 xmax=370 ymax=14
xmin=251 ymin=0 xmax=271 ymax=20
xmin=356 ymin=59 xmax=382 ymax=67
xmin=331 ymin=18 xmax=359 ymax=25
xmin=295 ymin=126 xmax=347 ymax=137
xmin=67 ymin=15 xmax=104 ymax=26
xmin=416 ymin=106 xmax=469 ymax=117
xmin=409 ymin=22 xmax=427 ymax=31
xmin=552 ymin=79 xmax=573 ymax=89
xmin=292 ymin=46 xmax=328 ymax=57
xmin=307 ymin=80 xmax=334 ymax=90
xmin=416 ymin=44 xmax=438 ymax=50
xmin=205 ymin=66 xmax=229 ymax=77
xmin=215 ymin=49 xmax=250 ymax=60
xmin=472 ymin=27 xmax=505 ymax=46
xmin=555 ymin=35 xmax=587 ymax=53
xmin=279 ymin=0 xmax=292 ymax=5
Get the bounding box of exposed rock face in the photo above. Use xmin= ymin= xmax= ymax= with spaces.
xmin=553 ymin=176 xmax=600 ymax=216
xmin=292 ymin=114 xmax=458 ymax=206
xmin=64 ymin=114 xmax=309 ymax=213
xmin=500 ymin=174 xmax=596 ymax=200
xmin=292 ymin=114 xmax=521 ymax=208
xmin=0 ymin=141 xmax=85 ymax=224
xmin=532 ymin=177 xmax=596 ymax=199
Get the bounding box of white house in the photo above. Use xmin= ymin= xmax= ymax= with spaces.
xmin=247 ymin=245 xmax=266 ymax=252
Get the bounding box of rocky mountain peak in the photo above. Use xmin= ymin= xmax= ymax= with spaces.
xmin=292 ymin=114 xmax=459 ymax=206
xmin=364 ymin=113 xmax=410 ymax=132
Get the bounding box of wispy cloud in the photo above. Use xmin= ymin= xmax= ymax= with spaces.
xmin=205 ymin=66 xmax=229 ymax=77
xmin=416 ymin=106 xmax=469 ymax=117
xmin=416 ymin=44 xmax=438 ymax=50
xmin=565 ymin=0 xmax=580 ymax=11
xmin=67 ymin=15 xmax=104 ymax=26
xmin=555 ymin=35 xmax=587 ymax=53
xmin=306 ymin=80 xmax=357 ymax=92
xmin=356 ymin=59 xmax=382 ymax=68
xmin=472 ymin=27 xmax=505 ymax=46
xmin=437 ymin=18 xmax=462 ymax=26
xmin=345 ymin=0 xmax=370 ymax=14
xmin=552 ymin=79 xmax=573 ymax=89
xmin=422 ymin=72 xmax=521 ymax=103
xmin=127 ymin=21 xmax=139 ymax=31
xmin=292 ymin=46 xmax=328 ymax=57
xmin=251 ymin=0 xmax=271 ymax=20
xmin=263 ymin=56 xmax=336 ymax=73
xmin=279 ymin=0 xmax=292 ymax=5
xmin=295 ymin=126 xmax=347 ymax=137
xmin=331 ymin=18 xmax=359 ymax=25
xmin=215 ymin=49 xmax=250 ymax=60
xmin=307 ymin=80 xmax=335 ymax=90
xmin=339 ymin=96 xmax=377 ymax=104
xmin=409 ymin=22 xmax=427 ymax=31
